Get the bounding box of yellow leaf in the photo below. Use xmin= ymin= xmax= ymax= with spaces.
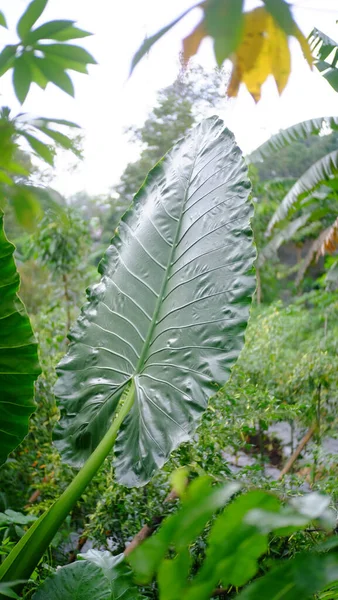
xmin=228 ymin=7 xmax=292 ymax=102
xmin=182 ymin=21 xmax=207 ymax=65
xmin=271 ymin=23 xmax=291 ymax=94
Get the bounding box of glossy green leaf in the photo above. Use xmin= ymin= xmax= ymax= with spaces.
xmin=267 ymin=150 xmax=338 ymax=234
xmin=79 ymin=550 xmax=144 ymax=599
xmin=54 ymin=117 xmax=255 ymax=487
xmin=130 ymin=4 xmax=199 ymax=74
xmin=25 ymin=20 xmax=75 ymax=44
xmin=0 ymin=211 xmax=41 ymax=466
xmin=17 ymin=0 xmax=48 ymax=41
xmin=32 ymin=561 xmax=112 ymax=600
xmin=0 ymin=11 xmax=7 ymax=29
xmin=33 ymin=57 xmax=74 ymax=96
xmin=204 ymin=0 xmax=244 ymax=66
xmin=249 ymin=116 xmax=338 ymax=162
xmin=13 ymin=56 xmax=32 ymax=104
xmin=33 ymin=551 xmax=143 ymax=600
xmin=21 ymin=132 xmax=54 ymax=165
xmin=37 ymin=43 xmax=96 ymax=65
xmin=237 ymin=553 xmax=338 ymax=600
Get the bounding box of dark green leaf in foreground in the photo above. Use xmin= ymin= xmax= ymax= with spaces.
xmin=129 ymin=478 xmax=241 ymax=585
xmin=54 ymin=116 xmax=255 ymax=486
xmin=237 ymin=552 xmax=338 ymax=600
xmin=0 ymin=211 xmax=41 ymax=466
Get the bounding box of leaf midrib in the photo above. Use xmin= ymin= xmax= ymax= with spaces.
xmin=135 ymin=144 xmax=199 ymax=374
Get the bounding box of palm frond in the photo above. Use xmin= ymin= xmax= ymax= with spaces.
xmin=249 ymin=117 xmax=338 ymax=162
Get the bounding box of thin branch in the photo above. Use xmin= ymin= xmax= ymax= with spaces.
xmin=278 ymin=423 xmax=316 ymax=480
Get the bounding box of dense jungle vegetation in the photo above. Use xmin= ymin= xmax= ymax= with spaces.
xmin=1 ymin=1 xmax=338 ymax=598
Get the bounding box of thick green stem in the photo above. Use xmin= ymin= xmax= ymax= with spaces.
xmin=0 ymin=380 xmax=135 ymax=591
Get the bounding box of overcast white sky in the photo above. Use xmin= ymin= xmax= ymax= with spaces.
xmin=1 ymin=0 xmax=338 ymax=197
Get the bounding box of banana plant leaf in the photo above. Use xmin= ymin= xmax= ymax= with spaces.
xmin=249 ymin=116 xmax=338 ymax=162
xmin=54 ymin=116 xmax=255 ymax=486
xmin=0 ymin=211 xmax=41 ymax=466
xmin=267 ymin=150 xmax=338 ymax=234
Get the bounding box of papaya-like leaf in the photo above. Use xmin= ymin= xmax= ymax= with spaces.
xmin=33 ymin=57 xmax=74 ymax=96
xmin=54 ymin=117 xmax=255 ymax=487
xmin=0 ymin=45 xmax=17 ymax=77
xmin=21 ymin=132 xmax=54 ymax=165
xmin=17 ymin=0 xmax=48 ymax=41
xmin=25 ymin=20 xmax=75 ymax=44
xmin=37 ymin=43 xmax=96 ymax=65
xmin=49 ymin=26 xmax=92 ymax=42
xmin=13 ymin=56 xmax=32 ymax=104
xmin=0 ymin=211 xmax=41 ymax=466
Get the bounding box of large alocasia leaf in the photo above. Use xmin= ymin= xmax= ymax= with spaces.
xmin=54 ymin=116 xmax=255 ymax=486
xmin=0 ymin=211 xmax=41 ymax=466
